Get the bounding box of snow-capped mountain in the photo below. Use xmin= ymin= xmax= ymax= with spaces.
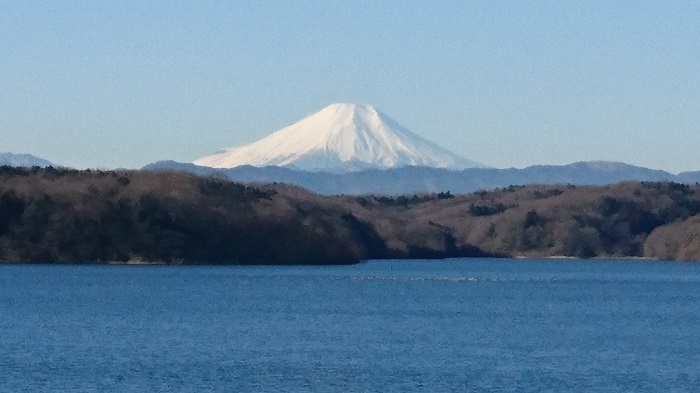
xmin=194 ymin=103 xmax=483 ymax=172
xmin=0 ymin=152 xmax=53 ymax=167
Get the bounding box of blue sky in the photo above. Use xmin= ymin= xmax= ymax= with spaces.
xmin=1 ymin=1 xmax=699 ymax=172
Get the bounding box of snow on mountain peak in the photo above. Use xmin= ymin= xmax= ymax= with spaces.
xmin=194 ymin=103 xmax=484 ymax=172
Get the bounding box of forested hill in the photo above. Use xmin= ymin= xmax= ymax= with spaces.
xmin=0 ymin=166 xmax=494 ymax=264
xmin=1 ymin=166 xmax=700 ymax=263
xmin=0 ymin=167 xmax=379 ymax=264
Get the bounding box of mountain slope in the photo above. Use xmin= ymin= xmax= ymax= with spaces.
xmin=0 ymin=153 xmax=53 ymax=167
xmin=194 ymin=103 xmax=483 ymax=172
xmin=145 ymin=160 xmax=677 ymax=195
xmin=5 ymin=166 xmax=700 ymax=262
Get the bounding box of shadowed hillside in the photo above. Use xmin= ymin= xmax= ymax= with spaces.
xmin=2 ymin=166 xmax=700 ymax=263
xmin=359 ymin=182 xmax=700 ymax=261
xmin=0 ymin=166 xmax=492 ymax=264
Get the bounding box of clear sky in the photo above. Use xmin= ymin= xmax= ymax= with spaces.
xmin=1 ymin=1 xmax=699 ymax=172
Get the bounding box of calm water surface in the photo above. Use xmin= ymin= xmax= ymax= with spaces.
xmin=1 ymin=258 xmax=700 ymax=392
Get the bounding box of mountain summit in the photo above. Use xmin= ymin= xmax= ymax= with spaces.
xmin=194 ymin=103 xmax=483 ymax=172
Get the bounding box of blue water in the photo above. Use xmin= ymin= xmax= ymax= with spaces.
xmin=2 ymin=259 xmax=700 ymax=392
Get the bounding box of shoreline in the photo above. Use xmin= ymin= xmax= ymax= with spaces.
xmin=0 ymin=255 xmax=693 ymax=266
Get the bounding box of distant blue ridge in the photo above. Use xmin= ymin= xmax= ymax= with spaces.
xmin=143 ymin=160 xmax=695 ymax=196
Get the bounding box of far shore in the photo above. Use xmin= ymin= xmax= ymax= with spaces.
xmin=1 ymin=255 xmax=695 ymax=266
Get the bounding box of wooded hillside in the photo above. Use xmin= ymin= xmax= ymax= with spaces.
xmin=348 ymin=182 xmax=700 ymax=261
xmin=1 ymin=166 xmax=700 ymax=263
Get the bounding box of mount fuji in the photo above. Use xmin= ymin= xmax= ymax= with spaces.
xmin=194 ymin=103 xmax=484 ymax=172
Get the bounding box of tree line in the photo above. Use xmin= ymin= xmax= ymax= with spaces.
xmin=1 ymin=166 xmax=700 ymax=263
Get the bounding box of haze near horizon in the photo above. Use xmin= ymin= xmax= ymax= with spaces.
xmin=1 ymin=2 xmax=699 ymax=173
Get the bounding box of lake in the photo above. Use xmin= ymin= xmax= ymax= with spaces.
xmin=1 ymin=258 xmax=700 ymax=392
